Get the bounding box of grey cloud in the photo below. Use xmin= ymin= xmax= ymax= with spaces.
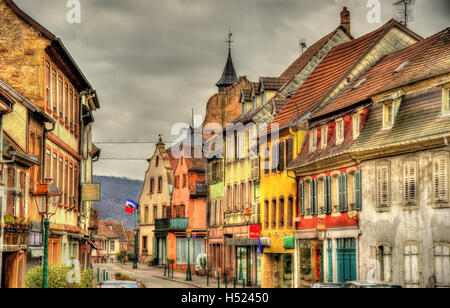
xmin=13 ymin=0 xmax=449 ymax=179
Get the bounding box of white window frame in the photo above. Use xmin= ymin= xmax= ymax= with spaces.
xmin=433 ymin=154 xmax=449 ymax=205
xmin=434 ymin=243 xmax=450 ymax=288
xmin=353 ymin=114 xmax=361 ymax=139
xmin=404 ymin=242 xmax=421 ymax=288
xmin=403 ymin=159 xmax=418 ymax=206
xmin=376 ymin=163 xmax=390 ymax=209
xmin=310 ymin=128 xmax=318 ymax=152
xmin=321 ymin=125 xmax=328 ymax=148
xmin=336 ymin=118 xmax=344 ymax=145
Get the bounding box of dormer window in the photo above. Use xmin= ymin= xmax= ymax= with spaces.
xmin=383 ymin=103 xmax=394 ymax=129
xmin=353 ymin=114 xmax=361 ymax=138
xmin=321 ymin=125 xmax=328 ymax=149
xmin=443 ymin=87 xmax=450 ymax=115
xmin=336 ymin=119 xmax=344 ymax=145
xmin=310 ymin=128 xmax=318 ymax=152
xmin=261 ymin=91 xmax=266 ymax=106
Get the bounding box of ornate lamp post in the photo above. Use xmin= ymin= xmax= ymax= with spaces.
xmin=186 ymin=228 xmax=192 ymax=281
xmin=33 ymin=178 xmax=62 ymax=289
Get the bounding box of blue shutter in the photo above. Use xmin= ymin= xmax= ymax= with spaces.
xmin=300 ymin=181 xmax=305 ymax=216
xmin=355 ymin=169 xmax=362 ymax=210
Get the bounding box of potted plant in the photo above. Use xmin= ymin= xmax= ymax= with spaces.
xmin=197 ymin=256 xmax=207 ymax=276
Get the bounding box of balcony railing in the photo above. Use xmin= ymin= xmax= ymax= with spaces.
xmin=155 ymin=218 xmax=189 ymax=231
xmin=190 ymin=181 xmax=207 ymax=197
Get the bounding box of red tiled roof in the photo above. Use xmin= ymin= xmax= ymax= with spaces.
xmin=267 ymin=20 xmax=404 ymax=133
xmin=96 ymin=221 xmax=120 ymax=239
xmin=378 ymin=28 xmax=450 ymax=93
xmin=280 ymin=27 xmax=352 ymax=81
xmin=311 ymin=28 xmax=447 ymax=120
xmin=260 ymin=77 xmax=289 ymax=91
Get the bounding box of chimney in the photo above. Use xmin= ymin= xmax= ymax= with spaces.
xmin=340 ymin=7 xmax=351 ymax=34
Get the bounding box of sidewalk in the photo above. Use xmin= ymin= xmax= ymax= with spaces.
xmin=114 ymin=263 xmax=217 ymax=289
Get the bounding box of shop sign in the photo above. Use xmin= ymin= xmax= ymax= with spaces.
xmin=249 ymin=224 xmax=261 ymax=239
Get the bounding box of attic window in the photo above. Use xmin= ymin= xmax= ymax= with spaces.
xmin=443 ymin=88 xmax=450 ymax=115
xmin=310 ymin=128 xmax=318 ymax=152
xmin=383 ymin=103 xmax=394 ymax=129
xmin=352 ymin=78 xmax=367 ymax=90
xmin=394 ymin=61 xmax=409 ymax=74
xmin=336 ymin=118 xmax=344 ymax=145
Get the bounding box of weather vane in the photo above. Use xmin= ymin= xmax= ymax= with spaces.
xmin=226 ymin=26 xmax=234 ymax=50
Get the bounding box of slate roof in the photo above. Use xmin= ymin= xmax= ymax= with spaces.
xmin=267 ymin=20 xmax=398 ymax=133
xmin=216 ymin=50 xmax=238 ymax=89
xmin=311 ymin=28 xmax=449 ymax=120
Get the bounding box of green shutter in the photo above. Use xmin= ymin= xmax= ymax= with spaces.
xmin=338 ymin=174 xmax=343 ymax=212
xmin=342 ymin=173 xmax=348 ymax=212
xmin=313 ymin=179 xmax=318 ymax=215
xmin=355 ymin=169 xmax=362 ymax=211
xmin=326 ymin=176 xmax=332 ymax=214
xmin=300 ymin=181 xmax=305 ymax=216
xmin=309 ymin=181 xmax=314 ymax=216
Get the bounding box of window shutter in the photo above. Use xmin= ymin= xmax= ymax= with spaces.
xmin=272 ymin=144 xmax=277 ymax=173
xmin=300 ymin=181 xmax=305 ymax=216
xmin=326 ymin=176 xmax=332 ymax=214
xmin=434 ymin=156 xmax=448 ymax=202
xmin=354 ymin=170 xmax=362 ymax=211
xmin=313 ymin=179 xmax=318 ymax=215
xmin=278 ymin=142 xmax=285 ymax=172
xmin=377 ymin=166 xmax=389 ymax=207
xmin=342 ymin=173 xmax=348 ymax=212
xmin=254 ymin=158 xmax=260 ymax=180
xmin=338 ymin=174 xmax=343 ymax=212
xmin=286 ymin=138 xmax=294 ymax=167
xmin=323 ymin=180 xmax=327 ymax=214
xmin=264 ymin=147 xmax=270 ymax=175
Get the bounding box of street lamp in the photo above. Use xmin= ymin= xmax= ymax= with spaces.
xmin=33 ymin=178 xmax=62 ymax=289
xmin=186 ymin=228 xmax=192 ymax=281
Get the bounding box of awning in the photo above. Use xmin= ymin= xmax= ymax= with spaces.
xmin=87 ymin=239 xmax=101 ymax=250
xmin=226 ymin=238 xmax=270 ymax=247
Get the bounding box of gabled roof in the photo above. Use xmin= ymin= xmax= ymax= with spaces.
xmin=103 ymin=220 xmax=129 ymax=242
xmin=377 ymin=28 xmax=450 ymax=94
xmin=96 ymin=221 xmax=120 ymax=239
xmin=267 ymin=19 xmax=420 ymax=133
xmin=310 ymin=28 xmax=448 ymax=120
xmin=3 ymin=0 xmax=99 ymax=107
xmin=280 ymin=27 xmax=353 ymax=81
xmin=240 ymin=88 xmax=252 ymax=102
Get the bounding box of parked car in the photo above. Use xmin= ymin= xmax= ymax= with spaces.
xmin=98 ymin=281 xmax=143 ymax=288
xmin=312 ymin=283 xmax=343 ymax=288
xmin=341 ymin=281 xmax=402 ymax=288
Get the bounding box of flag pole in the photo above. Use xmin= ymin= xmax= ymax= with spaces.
xmin=133 ymin=207 xmax=139 ymax=269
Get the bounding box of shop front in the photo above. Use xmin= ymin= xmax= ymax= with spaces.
xmin=154 ymin=231 xmax=167 ymax=266
xmin=207 ymin=227 xmax=225 ymax=278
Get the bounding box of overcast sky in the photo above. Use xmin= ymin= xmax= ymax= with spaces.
xmin=14 ymin=0 xmax=449 ymax=180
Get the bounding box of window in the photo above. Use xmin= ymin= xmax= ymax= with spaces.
xmin=321 ymin=125 xmax=328 ymax=148
xmin=153 ymin=206 xmax=157 ymax=223
xmin=271 ymin=143 xmax=278 ymax=173
xmin=155 ymin=156 xmax=159 ymax=167
xmin=52 ymin=153 xmax=57 ymax=185
xmin=69 ymin=163 xmax=73 ymax=207
xmin=264 ymin=200 xmax=269 ymax=229
xmin=278 ymin=141 xmax=285 ymax=171
xmin=226 ymin=186 xmax=231 ymax=211
xmin=64 ymin=160 xmax=68 ymax=205
xmin=377 ymin=164 xmax=390 ymax=208
xmin=233 ymin=184 xmax=238 ymax=211
xmin=336 ymin=119 xmax=344 ymax=145
xmin=404 ymin=160 xmax=417 ymax=206
xmin=64 ymin=83 xmax=69 ymax=124
xmin=278 ymin=198 xmax=285 ymax=228
xmin=69 ymin=89 xmax=74 ymax=130
xmin=287 ymin=197 xmax=294 ymax=228
xmin=46 ymin=62 xmax=51 ymax=108
xmin=58 ymin=157 xmax=63 ymax=192
xmin=383 ymin=103 xmax=394 ymax=129
xmin=338 ymin=173 xmax=348 ymax=213
xmin=110 ymin=241 xmax=115 ymax=251
xmin=240 ymin=182 xmax=245 ymax=209
xmin=158 ymin=176 xmax=163 ymax=193
xmin=443 ymin=88 xmax=450 ymax=115
xmin=286 ymin=138 xmax=294 ymax=167
xmin=144 ymin=207 xmax=149 ymax=224
xmin=404 ymin=243 xmax=420 ymax=288
xmin=310 ymin=128 xmax=317 ymax=152
xmin=377 ymin=245 xmax=392 ymax=282
xmin=45 ymin=149 xmax=51 ymax=179
xmin=74 ymin=95 xmax=79 ymax=135
xmin=353 ymin=115 xmax=360 ymax=138
xmin=58 ymin=77 xmax=63 ymax=118
xmin=142 ymin=237 xmax=148 ymax=253
xmin=323 ymin=176 xmax=332 ymax=214
xmin=271 ymin=199 xmax=276 ymax=229
xmin=183 ymin=174 xmax=187 ymax=188
xmin=433 ymin=155 xmax=448 ymax=204
xmin=149 ymin=178 xmax=154 ymax=194
xmin=434 ymin=244 xmax=450 ymax=288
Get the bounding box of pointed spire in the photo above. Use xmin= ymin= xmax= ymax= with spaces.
xmin=216 ymin=29 xmax=238 ymax=92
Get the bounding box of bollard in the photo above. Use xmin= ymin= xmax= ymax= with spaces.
xmin=206 ymin=268 xmax=209 ymax=286
xmin=97 ymin=268 xmax=100 ymax=283
xmin=233 ymin=277 xmax=236 ymax=289
xmin=164 ymin=264 xmax=167 ymax=277
xmin=217 ymin=272 xmax=220 ymax=289
xmin=106 ymin=272 xmax=109 ymax=281
xmin=103 ymin=269 xmax=106 ymax=281
xmin=242 ymin=278 xmax=245 ymax=289
xmin=224 ymin=272 xmax=227 ymax=288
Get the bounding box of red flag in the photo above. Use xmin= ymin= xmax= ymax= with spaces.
xmin=125 ymin=204 xmax=135 ymax=214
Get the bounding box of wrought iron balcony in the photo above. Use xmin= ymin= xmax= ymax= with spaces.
xmin=190 ymin=181 xmax=207 ymax=197
xmin=155 ymin=218 xmax=189 ymax=231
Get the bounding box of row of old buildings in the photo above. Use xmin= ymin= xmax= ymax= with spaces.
xmin=0 ymin=0 xmax=101 ymax=287
xmin=138 ymin=7 xmax=450 ymax=288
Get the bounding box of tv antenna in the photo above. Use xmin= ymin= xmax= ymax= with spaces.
xmin=299 ymin=38 xmax=307 ymax=54
xmin=393 ymin=0 xmax=415 ymax=27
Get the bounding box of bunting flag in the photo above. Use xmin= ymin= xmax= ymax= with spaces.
xmin=125 ymin=199 xmax=139 ymax=214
